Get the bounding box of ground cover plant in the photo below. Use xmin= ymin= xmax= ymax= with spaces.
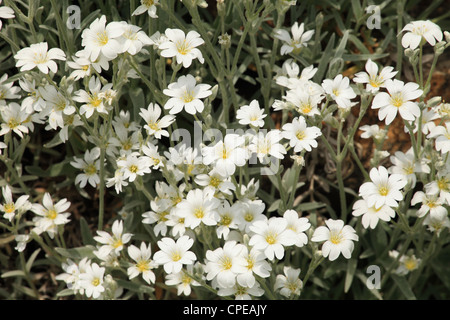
xmin=0 ymin=0 xmax=450 ymax=300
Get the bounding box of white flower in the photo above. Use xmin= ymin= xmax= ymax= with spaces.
xmin=94 ymin=220 xmax=133 ymax=257
xmin=311 ymin=219 xmax=359 ymax=261
xmin=205 ymin=241 xmax=247 ymax=288
xmin=282 ymin=116 xmax=322 ymax=152
xmin=249 ymin=216 xmax=297 ymax=261
xmin=70 ymin=147 xmax=101 ymax=188
xmin=116 ymin=153 xmax=152 ymax=182
xmin=132 ymin=0 xmax=159 ymax=18
xmin=282 ymin=210 xmax=310 ymax=247
xmin=248 ymin=130 xmax=286 ymax=164
xmin=142 ymin=199 xmax=170 ymax=237
xmin=236 ymin=100 xmax=267 ymax=127
xmin=39 ymin=85 xmax=76 ymax=130
xmin=78 ymin=262 xmax=106 ymax=299
xmin=0 ymin=103 xmax=30 ymax=138
xmin=159 ymin=28 xmax=205 ymax=68
xmin=163 ymin=74 xmax=212 ymax=115
xmin=359 ymin=124 xmax=386 ymax=140
xmin=0 ymin=185 xmax=31 ymax=222
xmin=274 ymin=266 xmax=303 ymax=298
xmin=389 ymin=148 xmax=430 ymax=187
xmin=106 ymin=169 xmax=129 ymax=194
xmin=117 ymin=22 xmax=153 ymax=55
xmin=18 ymin=79 xmax=46 ymax=112
xmin=202 ymin=133 xmax=248 ymax=177
xmin=274 ymin=22 xmax=314 ymax=55
xmin=0 ymin=0 xmax=14 ymax=30
xmin=235 ymin=199 xmax=266 ymax=233
xmin=322 ymin=74 xmax=356 ymax=109
xmin=211 ymin=200 xmax=240 ymax=239
xmin=0 ymin=74 xmax=20 ymax=106
xmin=352 ymin=199 xmax=396 ymax=229
xmin=411 ymin=191 xmax=447 ymax=220
xmin=428 ymin=122 xmax=450 ymax=154
xmin=423 ymin=214 xmax=450 ymax=236
xmin=73 ymin=77 xmax=112 ymax=119
xmin=14 ymin=234 xmax=30 ymax=253
xmin=67 ymin=49 xmax=110 ymax=80
xmin=195 ymin=168 xmax=236 ymax=196
xmin=127 ymin=242 xmax=157 ymax=284
xmin=153 ymin=235 xmax=197 ymax=274
xmin=389 ymin=251 xmax=421 ymax=275
xmin=401 ymin=20 xmax=443 ymax=49
xmin=408 ymin=107 xmax=439 ymax=135
xmin=353 ymin=59 xmax=397 ymax=93
xmin=283 ymin=88 xmax=322 ymax=117
xmin=235 ymin=247 xmax=271 ymax=288
xmin=165 ymin=265 xmax=201 ymax=296
xmin=372 ymin=79 xmax=423 ymax=125
xmin=359 ymin=166 xmax=407 ymax=209
xmin=14 ymin=42 xmax=66 ymax=74
xmin=425 ymin=170 xmax=450 ymax=205
xmin=174 ymin=188 xmax=220 ymax=229
xmin=81 ymin=15 xmax=124 ymax=61
xmin=217 ymin=282 xmax=265 ymax=300
xmin=31 ymin=193 xmax=71 ymax=239
xmin=139 ymin=103 xmax=175 ymax=139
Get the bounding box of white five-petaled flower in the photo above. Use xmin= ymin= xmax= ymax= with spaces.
xmin=94 ymin=220 xmax=133 ymax=257
xmin=236 ymin=100 xmax=267 ymax=128
xmin=39 ymin=85 xmax=76 ymax=130
xmin=274 ymin=22 xmax=314 ymax=55
xmin=281 ymin=116 xmax=322 ymax=152
xmin=282 ymin=210 xmax=311 ymax=247
xmin=73 ymin=76 xmax=113 ymax=119
xmin=127 ymin=242 xmax=157 ymax=284
xmin=283 ymin=88 xmax=322 ymax=117
xmin=389 ymin=148 xmax=430 ymax=187
xmin=0 ymin=74 xmax=20 ymax=106
xmin=116 ymin=153 xmax=152 ymax=182
xmin=401 ymin=20 xmax=443 ymax=49
xmin=0 ymin=102 xmax=29 ymax=138
xmin=159 ymin=28 xmax=205 ymax=68
xmin=117 ymin=21 xmax=153 ymax=55
xmin=31 ymin=193 xmax=71 ymax=239
xmin=322 ymin=74 xmax=356 ymax=109
xmin=81 ymin=15 xmax=124 ymax=61
xmin=352 ymin=199 xmax=396 ymax=229
xmin=132 ymin=0 xmax=159 ymax=18
xmin=411 ymin=191 xmax=447 ymax=220
xmin=371 ymin=79 xmax=423 ymax=125
xmin=70 ymin=147 xmax=102 ymax=188
xmin=274 ymin=266 xmax=303 ymax=298
xmin=204 ymin=241 xmax=247 ymax=288
xmin=249 ymin=216 xmax=297 ymax=261
xmin=202 ymin=133 xmax=248 ymax=177
xmin=248 ymin=130 xmax=287 ymax=163
xmin=428 ymin=122 xmax=450 ymax=154
xmin=163 ymin=74 xmax=212 ymax=115
xmin=139 ymin=103 xmax=175 ymax=139
xmin=353 ymin=59 xmax=397 ymax=93
xmin=0 ymin=185 xmax=31 ymax=222
xmin=358 ymin=166 xmax=408 ymax=209
xmin=153 ymin=235 xmax=197 ymax=274
xmin=175 ymin=188 xmax=220 ymax=229
xmin=311 ymin=219 xmax=359 ymax=261
xmin=14 ymin=42 xmax=66 ymax=74
xmin=78 ymin=262 xmax=105 ymax=299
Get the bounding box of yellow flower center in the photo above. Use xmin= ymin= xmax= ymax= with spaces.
xmin=91 ymin=278 xmax=101 ymax=287
xmin=244 ymin=212 xmax=254 ymax=222
xmin=437 ymin=177 xmax=449 ymax=191
xmin=209 ymin=176 xmax=221 ymax=188
xmin=181 ymin=272 xmax=192 ymax=285
xmin=390 ymin=93 xmax=404 ymax=108
xmin=33 ymin=52 xmax=49 ymax=65
xmin=8 ymin=118 xmax=19 ymax=129
xmin=378 ymin=186 xmax=389 ymax=196
xmin=96 ymin=31 xmax=109 ymax=46
xmin=147 ymin=121 xmax=159 ymax=131
xmin=404 ymin=258 xmax=417 ymax=271
xmin=89 ymin=94 xmax=102 ymax=108
xmin=172 ymin=251 xmax=181 ymax=262
xmin=113 ymin=238 xmax=123 ymax=249
xmin=221 ymin=257 xmax=233 ymax=270
xmin=84 ymin=164 xmax=97 ymax=176
xmin=46 ymin=209 xmax=58 ymax=220
xmin=300 ymin=103 xmax=312 ymax=114
xmin=246 ymin=257 xmax=254 ymax=270
xmin=4 ymin=203 xmax=15 ymax=214
xmin=194 ymin=208 xmax=204 ymax=219
xmin=219 ymin=214 xmax=232 ymax=226
xmin=129 ymin=165 xmax=138 ymax=173
xmin=182 ymin=90 xmax=194 ymax=103
xmin=136 ymin=260 xmax=150 ymax=272
xmin=176 ymin=40 xmax=190 ymax=55
xmin=143 ymin=0 xmax=155 ymax=6
xmin=330 ymin=230 xmax=343 ymax=244
xmin=296 ymin=130 xmax=306 ymax=140
xmin=265 ymin=232 xmax=277 ymax=245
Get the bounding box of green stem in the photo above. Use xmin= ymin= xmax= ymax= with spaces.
xmin=98 ymin=144 xmax=106 ymax=231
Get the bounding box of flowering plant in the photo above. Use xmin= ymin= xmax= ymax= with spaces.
xmin=0 ymin=0 xmax=449 ymax=301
